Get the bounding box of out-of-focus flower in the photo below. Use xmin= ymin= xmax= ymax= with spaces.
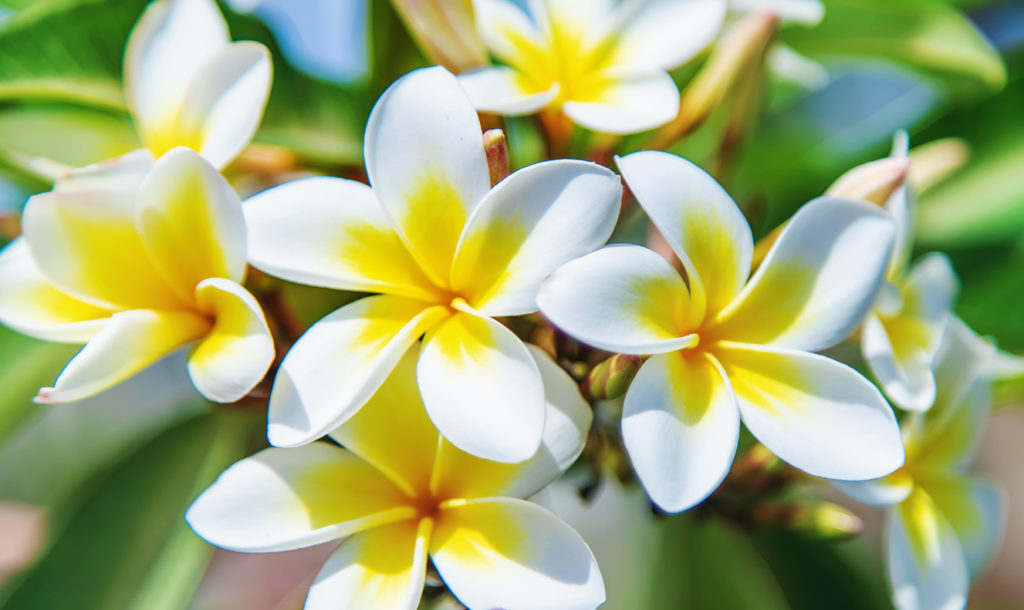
xmin=392 ymin=0 xmax=488 ymax=73
xmin=459 ymin=0 xmax=728 ymax=134
xmin=0 ymin=148 xmax=274 ymax=403
xmin=125 ymin=0 xmax=272 ymax=168
xmin=187 ymin=345 xmax=604 ymax=610
xmin=538 ymin=150 xmax=903 ymax=512
xmin=835 ymin=317 xmax=1022 ymax=610
xmin=244 ymin=66 xmax=621 ymax=462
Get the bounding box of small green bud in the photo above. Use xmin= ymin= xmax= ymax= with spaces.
xmin=584 ymin=354 xmax=643 ymax=401
xmin=755 ymin=501 xmax=864 ymax=540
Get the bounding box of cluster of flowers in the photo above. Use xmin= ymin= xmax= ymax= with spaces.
xmin=0 ymin=0 xmax=1014 ymax=608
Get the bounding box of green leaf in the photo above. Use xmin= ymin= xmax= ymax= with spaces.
xmin=783 ymin=0 xmax=1006 ymax=98
xmin=0 ymin=326 xmax=77 ymax=443
xmin=0 ymin=103 xmax=138 ymax=169
xmin=0 ymin=408 xmax=259 ymax=609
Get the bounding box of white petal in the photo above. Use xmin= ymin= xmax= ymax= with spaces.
xmin=364 ymin=66 xmax=490 ymax=284
xmin=37 ymin=309 xmax=211 ymax=404
xmin=451 ymin=159 xmax=622 ymax=316
xmin=924 ymin=475 xmax=1005 ymax=578
xmin=612 ymin=0 xmax=727 ymax=70
xmin=458 ymin=67 xmax=559 ymax=115
xmin=243 ymin=176 xmax=438 ymax=300
xmin=186 ymin=444 xmax=415 ymax=553
xmin=562 ymin=70 xmax=680 ymax=134
xmin=432 ymin=498 xmax=605 ymax=610
xmin=306 ymin=519 xmax=429 ymax=610
xmin=125 ymin=0 xmax=229 ymax=137
xmin=713 ymin=196 xmax=895 ymax=352
xmin=187 ymin=278 xmax=273 ymax=403
xmin=538 ymin=245 xmax=699 ymax=354
xmin=0 ymin=239 xmax=111 ymax=343
xmin=616 ymin=150 xmax=752 ymax=315
xmin=622 ymin=351 xmax=740 ymax=512
xmin=886 ymin=130 xmax=914 ymax=277
xmin=418 ymin=311 xmax=545 ymax=463
xmin=180 ymin=42 xmax=272 ymax=168
xmin=887 ymin=489 xmax=968 ymax=610
xmin=430 ymin=344 xmax=593 ymax=500
xmin=136 ymin=147 xmax=247 ymax=299
xmin=863 ymin=313 xmax=936 ymax=412
xmin=475 ymin=0 xmax=548 ymax=70
xmin=268 ymin=295 xmax=448 ymax=448
xmin=718 ymin=343 xmax=904 ymax=480
xmin=730 ymin=0 xmax=824 ymax=25
xmin=52 ymin=149 xmax=154 ymax=204
xmin=833 ymin=473 xmax=914 ymax=507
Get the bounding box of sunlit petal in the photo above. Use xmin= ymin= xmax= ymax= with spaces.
xmin=925 ymin=475 xmax=1005 ymax=578
xmin=610 ymin=0 xmax=726 ymax=70
xmin=562 ymin=70 xmax=680 ymax=135
xmin=458 ymin=67 xmax=559 ymax=115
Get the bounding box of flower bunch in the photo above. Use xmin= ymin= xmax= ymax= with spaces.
xmin=0 ymin=0 xmax=1018 ymax=609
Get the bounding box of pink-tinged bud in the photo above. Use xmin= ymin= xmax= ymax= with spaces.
xmin=584 ymin=354 xmax=643 ymax=401
xmin=826 ymin=156 xmax=911 ymax=206
xmin=390 ymin=0 xmax=488 ymax=73
xmin=483 ymin=129 xmax=509 ymax=186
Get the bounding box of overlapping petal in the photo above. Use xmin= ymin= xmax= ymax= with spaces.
xmin=610 ymin=0 xmax=727 ymax=71
xmin=0 ymin=239 xmax=112 ymax=343
xmin=617 ymin=150 xmax=752 ymax=315
xmin=538 ymin=245 xmax=699 ymax=354
xmin=712 ymin=196 xmax=895 ymax=352
xmin=925 ymin=476 xmax=1004 ymax=578
xmin=431 ymin=498 xmax=605 ymax=610
xmin=306 ymin=519 xmax=430 ymax=610
xmin=364 ymin=66 xmax=490 ymax=284
xmin=450 ymin=159 xmax=621 ymax=316
xmin=717 ymin=343 xmax=903 ymax=480
xmin=136 ymin=147 xmax=247 ymax=300
xmin=833 ymin=471 xmax=915 ymax=507
xmin=562 ymin=70 xmax=680 ymax=135
xmin=475 ymin=0 xmax=549 ymax=72
xmin=418 ymin=311 xmax=545 ymax=463
xmin=622 ymin=350 xmax=740 ymax=512
xmin=430 ymin=345 xmax=592 ymax=500
xmin=37 ymin=309 xmax=210 ymax=404
xmin=243 ymin=177 xmax=438 ymax=301
xmin=268 ymin=295 xmax=448 ymax=448
xmin=185 ymin=444 xmax=415 ymax=553
xmin=187 ymin=278 xmax=273 ymax=403
xmin=458 ymin=68 xmax=559 ymax=115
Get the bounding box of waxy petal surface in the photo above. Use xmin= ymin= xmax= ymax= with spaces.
xmin=926 ymin=475 xmax=1004 ymax=578
xmin=458 ymin=67 xmax=559 ymax=115
xmin=186 ymin=444 xmax=414 ymax=553
xmin=562 ymin=70 xmax=680 ymax=135
xmin=622 ymin=351 xmax=740 ymax=512
xmin=611 ymin=0 xmax=727 ymax=70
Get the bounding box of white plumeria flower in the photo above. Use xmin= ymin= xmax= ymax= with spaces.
xmin=459 ymin=0 xmax=728 ymax=134
xmin=125 ymin=0 xmax=272 ymax=168
xmin=857 ymin=134 xmax=959 ymax=412
xmin=538 ymin=150 xmax=904 ymax=512
xmin=244 ymin=66 xmax=622 ymax=462
xmin=835 ymin=316 xmax=1020 ymax=610
xmin=187 ymin=345 xmax=605 ymax=610
xmin=0 ymin=148 xmax=274 ymax=404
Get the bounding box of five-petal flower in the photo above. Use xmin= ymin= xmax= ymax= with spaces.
xmin=538 ymin=150 xmax=904 ymax=512
xmin=459 ymin=0 xmax=728 ymax=134
xmin=244 ymin=66 xmax=622 ymax=462
xmin=187 ymin=345 xmax=605 ymax=610
xmin=835 ymin=316 xmax=1020 ymax=610
xmin=0 ymin=147 xmax=274 ymax=403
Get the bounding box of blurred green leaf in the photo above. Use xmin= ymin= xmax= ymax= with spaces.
xmin=783 ymin=0 xmax=1006 ymax=97
xmin=0 ymin=103 xmax=138 ymax=169
xmin=367 ymin=0 xmax=427 ymax=101
xmin=0 ymin=326 xmax=77 ymax=443
xmin=0 ymin=408 xmax=259 ymax=610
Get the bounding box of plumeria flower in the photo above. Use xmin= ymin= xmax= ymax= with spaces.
xmin=187 ymin=345 xmax=604 ymax=610
xmin=0 ymin=147 xmax=274 ymax=404
xmin=835 ymin=316 xmax=1021 ymax=610
xmin=459 ymin=0 xmax=728 ymax=134
xmin=124 ymin=0 xmax=272 ymax=168
xmin=847 ymin=133 xmax=958 ymax=412
xmin=538 ymin=150 xmax=904 ymax=512
xmin=244 ymin=66 xmax=622 ymax=462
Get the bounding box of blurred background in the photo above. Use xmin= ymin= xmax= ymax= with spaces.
xmin=0 ymin=0 xmax=1023 ymax=608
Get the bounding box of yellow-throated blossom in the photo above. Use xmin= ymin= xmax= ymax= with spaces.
xmin=0 ymin=148 xmax=274 ymax=403
xmin=835 ymin=316 xmax=1022 ymax=610
xmin=843 ymin=133 xmax=958 ymax=412
xmin=458 ymin=0 xmax=727 ymax=134
xmin=187 ymin=346 xmax=604 ymax=610
xmin=538 ymin=150 xmax=904 ymax=512
xmin=243 ymin=66 xmax=622 ymax=462
xmin=123 ymin=0 xmax=272 ymax=168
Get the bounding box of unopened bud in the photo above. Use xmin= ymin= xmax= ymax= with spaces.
xmin=651 ymin=12 xmax=779 ymax=148
xmin=754 ymin=501 xmax=864 ymax=540
xmin=390 ymin=0 xmax=487 ymax=73
xmin=908 ymin=137 xmax=970 ymax=193
xmin=826 ymin=156 xmax=911 ymax=206
xmin=583 ymin=354 xmax=643 ymax=401
xmin=483 ymin=129 xmax=509 ymax=186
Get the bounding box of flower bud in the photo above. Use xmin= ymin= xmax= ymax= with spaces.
xmin=826 ymin=156 xmax=911 ymax=206
xmin=908 ymin=137 xmax=969 ymax=193
xmin=483 ymin=129 xmax=509 ymax=186
xmin=390 ymin=0 xmax=488 ymax=73
xmin=754 ymin=501 xmax=864 ymax=540
xmin=583 ymin=354 xmax=643 ymax=401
